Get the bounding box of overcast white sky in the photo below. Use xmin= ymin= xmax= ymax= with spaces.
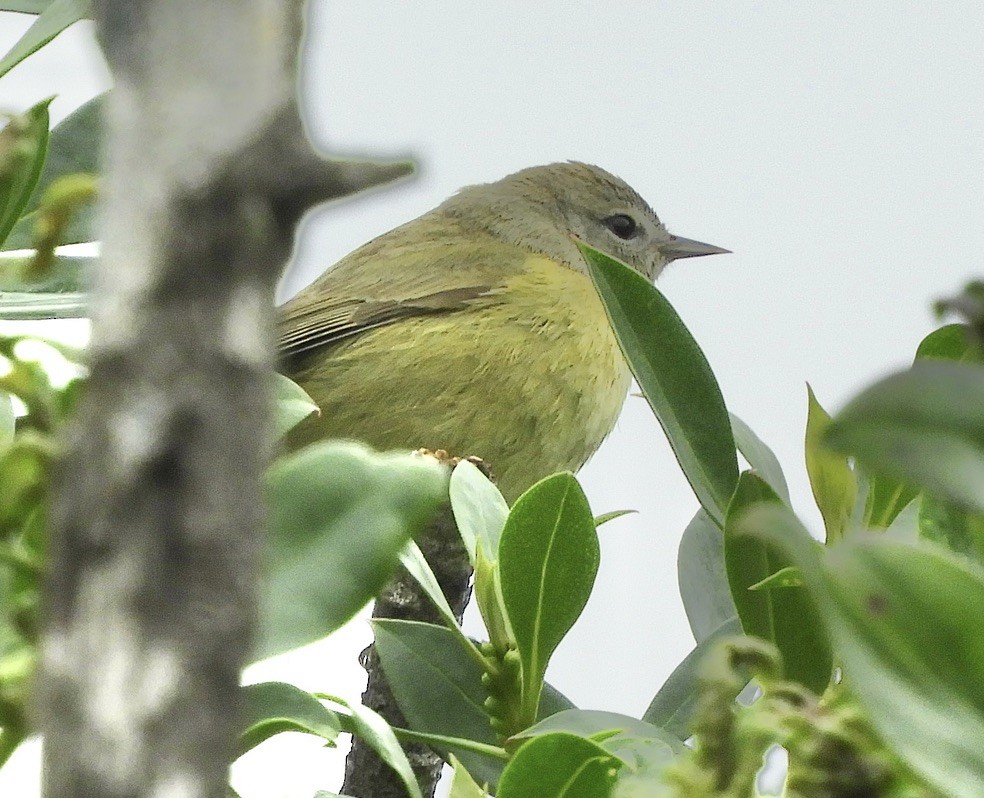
xmin=1 ymin=3 xmax=982 ymax=796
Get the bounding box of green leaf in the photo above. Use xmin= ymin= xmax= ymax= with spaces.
xmin=0 ymin=2 xmax=59 ymax=12
xmin=449 ymin=755 xmax=490 ymax=798
xmin=917 ymin=496 xmax=984 ymax=563
xmin=238 ymin=681 xmax=340 ymax=759
xmin=0 ymin=99 xmax=50 ymax=248
xmin=328 ymin=694 xmax=423 ymax=798
xmin=642 ymin=616 xmax=742 ymax=739
xmin=580 ymin=242 xmax=738 ymax=527
xmin=449 ymin=458 xmax=508 ymax=563
xmin=741 ymin=504 xmax=984 ymax=798
xmin=826 ymin=360 xmax=984 ymax=514
xmin=515 ymin=709 xmax=682 ymax=757
xmin=747 ymin=565 xmax=802 ymax=591
xmin=497 ymin=732 xmax=621 ymax=798
xmin=273 ymin=373 xmax=318 ymax=438
xmin=0 ymin=391 xmax=14 ymax=450
xmin=397 ymin=540 xmax=471 ymax=635
xmin=725 ymin=472 xmax=832 ymax=693
xmin=805 ymin=385 xmax=857 ymax=543
xmin=372 ymin=618 xmax=502 ymax=787
xmin=0 ymin=0 xmax=89 ymax=80
xmin=593 ymin=509 xmax=635 ymax=527
xmin=256 ymin=441 xmax=447 ymax=659
xmin=914 ymin=323 xmax=981 ymax=363
xmin=498 ymin=473 xmax=598 ymax=723
xmin=730 ymin=413 xmax=790 ymax=503
xmin=3 ymin=94 xmax=104 ymax=251
xmin=676 ymin=509 xmax=737 ymax=643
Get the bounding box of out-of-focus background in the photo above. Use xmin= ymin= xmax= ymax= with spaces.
xmin=1 ymin=3 xmax=981 ymax=795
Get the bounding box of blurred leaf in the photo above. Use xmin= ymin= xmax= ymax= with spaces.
xmin=256 ymin=442 xmax=447 ymax=659
xmin=0 ymin=391 xmax=13 ymax=450
xmin=328 ymin=694 xmax=423 ymax=798
xmin=238 ymin=681 xmax=340 ymax=759
xmin=741 ymin=503 xmax=984 ymax=798
xmin=580 ymin=242 xmax=738 ymax=526
xmin=826 ymin=360 xmax=984 ymax=514
xmin=730 ymin=413 xmax=789 ymax=503
xmin=449 ymin=458 xmax=508 ymax=563
xmin=861 ymin=472 xmax=918 ymax=531
xmin=499 ymin=473 xmax=598 ymax=724
xmin=4 ymin=94 xmax=104 ymax=250
xmin=642 ymin=616 xmax=742 ymax=739
xmin=805 ymin=385 xmax=857 ymax=543
xmin=918 ymin=496 xmax=984 ymax=564
xmin=497 ymin=732 xmax=621 ymax=798
xmin=725 ymin=472 xmax=832 ymax=693
xmin=0 ymin=0 xmax=89 ymax=79
xmin=677 ymin=508 xmax=737 ymax=643
xmin=0 ymin=435 xmax=51 ymax=534
xmin=372 ymin=618 xmax=502 ymax=787
xmin=0 ymin=2 xmax=59 ymax=12
xmin=0 ymin=99 xmax=50 ymax=247
xmin=273 ymin=373 xmax=318 ymax=438
xmin=915 ymin=323 xmax=981 ymax=363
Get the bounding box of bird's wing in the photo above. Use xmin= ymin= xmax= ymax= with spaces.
xmin=277 ymin=225 xmax=522 ymax=360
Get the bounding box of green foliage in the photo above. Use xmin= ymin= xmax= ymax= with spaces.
xmin=677 ymin=509 xmax=737 ymax=643
xmin=580 ymin=241 xmax=738 ymax=527
xmin=0 ymin=99 xmax=51 ymax=247
xmin=725 ymin=471 xmax=832 ymax=693
xmin=804 ymin=384 xmax=857 ymax=543
xmin=258 ymin=441 xmax=448 ymax=659
xmin=498 ymin=473 xmax=598 ymax=727
xmin=239 ymin=681 xmax=341 ymax=759
xmin=0 ymin=0 xmax=89 ymax=81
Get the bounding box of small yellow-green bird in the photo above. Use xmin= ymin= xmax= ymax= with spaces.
xmin=278 ymin=162 xmax=727 ymax=502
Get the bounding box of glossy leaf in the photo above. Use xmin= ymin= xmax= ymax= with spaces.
xmin=805 ymin=385 xmax=857 ymax=543
xmin=642 ymin=616 xmax=742 ymax=739
xmin=580 ymin=242 xmax=738 ymax=526
xmin=499 ymin=473 xmax=598 ymax=723
xmin=677 ymin=508 xmax=737 ymax=643
xmin=0 ymin=0 xmax=89 ymax=80
xmin=725 ymin=472 xmax=832 ymax=693
xmin=273 ymin=373 xmax=318 ymax=438
xmin=372 ymin=618 xmax=502 ymax=787
xmin=0 ymin=99 xmax=50 ymax=247
xmin=449 ymin=458 xmax=508 ymax=563
xmin=741 ymin=503 xmax=984 ymax=798
xmin=730 ymin=413 xmax=790 ymax=502
xmin=238 ymin=681 xmax=340 ymax=759
xmin=497 ymin=732 xmax=621 ymax=798
xmin=826 ymin=360 xmax=984 ymax=514
xmin=3 ymin=94 xmax=104 ymax=251
xmin=257 ymin=442 xmax=447 ymax=658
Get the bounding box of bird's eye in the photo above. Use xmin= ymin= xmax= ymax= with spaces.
xmin=602 ymin=213 xmax=640 ymax=240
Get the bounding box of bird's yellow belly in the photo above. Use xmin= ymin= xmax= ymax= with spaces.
xmin=290 ymin=256 xmax=631 ymax=502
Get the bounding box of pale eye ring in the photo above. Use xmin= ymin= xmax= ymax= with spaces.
xmin=602 ymin=213 xmax=640 ymax=240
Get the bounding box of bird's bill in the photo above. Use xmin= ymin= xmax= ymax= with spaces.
xmin=660 ymin=235 xmax=731 ymax=260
